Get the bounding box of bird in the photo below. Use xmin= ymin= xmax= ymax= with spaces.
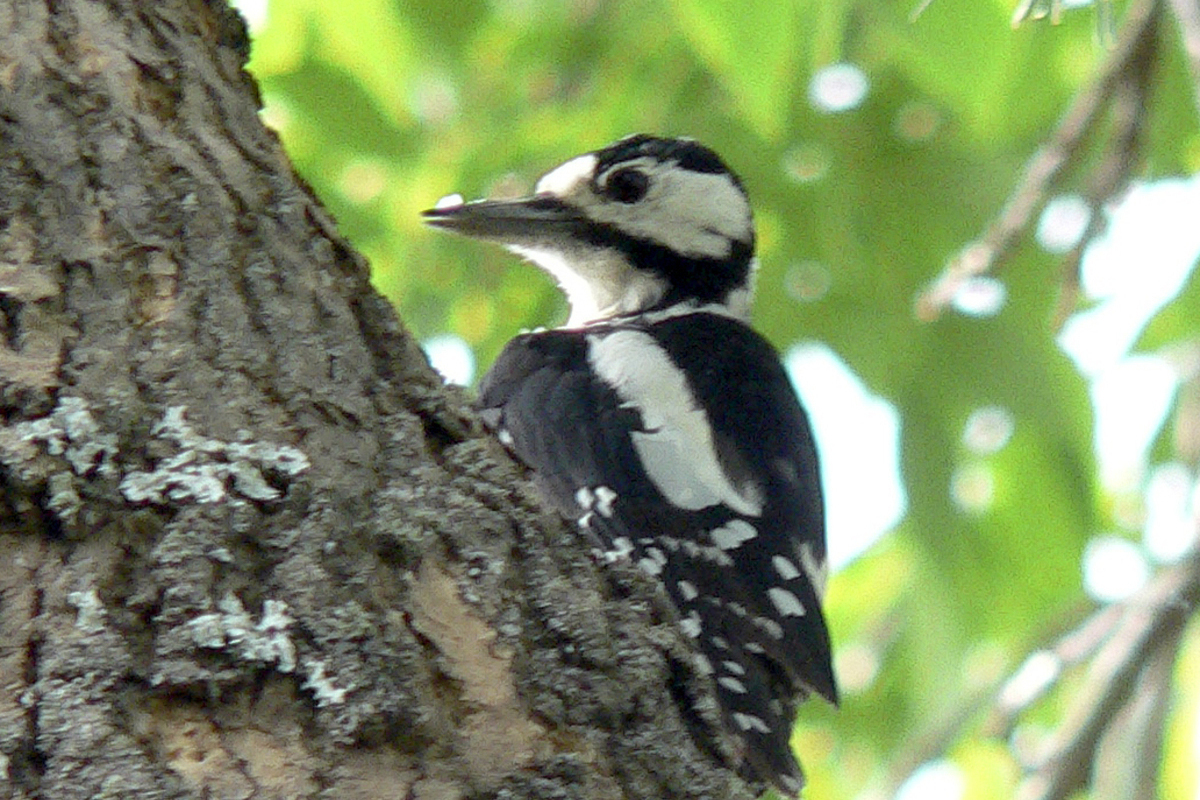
xmin=423 ymin=134 xmax=836 ymax=797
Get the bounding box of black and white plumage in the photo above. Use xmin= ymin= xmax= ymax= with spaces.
xmin=423 ymin=134 xmax=836 ymax=797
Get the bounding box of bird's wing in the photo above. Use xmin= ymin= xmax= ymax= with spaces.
xmin=477 ymin=319 xmax=835 ymax=794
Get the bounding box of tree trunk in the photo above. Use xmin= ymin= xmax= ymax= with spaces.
xmin=0 ymin=2 xmax=751 ymax=799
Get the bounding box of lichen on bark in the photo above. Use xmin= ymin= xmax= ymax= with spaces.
xmin=0 ymin=2 xmax=752 ymax=799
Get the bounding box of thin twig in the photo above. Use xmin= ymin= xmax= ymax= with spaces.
xmin=880 ymin=597 xmax=1114 ymax=797
xmin=1014 ymin=548 xmax=1200 ymax=800
xmin=986 ymin=601 xmax=1124 ymax=737
xmin=1012 ymin=0 xmax=1066 ymax=28
xmin=1090 ymin=639 xmax=1174 ymax=800
xmin=1050 ymin=23 xmax=1157 ymax=329
xmin=873 ymin=681 xmax=997 ymax=798
xmin=1167 ymin=0 xmax=1200 ymax=115
xmin=910 ymin=0 xmax=937 ymax=23
xmin=916 ymin=0 xmax=1164 ymax=321
xmin=886 ymin=542 xmax=1197 ymax=799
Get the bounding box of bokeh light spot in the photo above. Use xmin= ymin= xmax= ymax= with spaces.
xmin=808 ymin=63 xmax=869 ymax=113
xmin=422 ymin=334 xmax=476 ymax=386
xmin=1143 ymin=463 xmax=1198 ymax=563
xmin=781 ymin=143 xmax=831 ymax=184
xmin=230 ymin=0 xmax=268 ymax=32
xmin=834 ymin=641 xmax=881 ymax=694
xmin=783 ymin=260 xmax=832 ymax=302
xmin=951 ymin=276 xmax=1006 ymax=317
xmin=1037 ymin=194 xmax=1092 ymax=253
xmin=1082 ymin=535 xmax=1149 ymax=602
xmin=893 ymin=100 xmax=942 ymax=142
xmin=951 ymin=463 xmax=994 ymax=512
xmin=895 ymin=760 xmax=965 ymax=800
xmin=408 ymin=73 xmax=460 ymax=126
xmin=785 ymin=343 xmax=906 ymax=569
xmin=338 ymin=159 xmax=388 ymax=204
xmin=259 ymin=93 xmax=294 ymax=135
xmin=962 ymin=406 xmax=1015 ymax=455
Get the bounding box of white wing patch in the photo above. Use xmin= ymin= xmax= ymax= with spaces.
xmin=637 ymin=557 xmax=663 ymax=576
xmin=733 ymin=712 xmax=771 ymax=734
xmin=575 ymin=487 xmax=594 ymax=509
xmin=711 ymin=520 xmax=758 ymax=550
xmin=594 ymin=486 xmax=617 ymax=517
xmin=576 ymin=485 xmax=618 ymax=519
xmin=766 ymin=587 xmax=806 ymax=618
xmin=718 ymin=676 xmax=748 ymax=694
xmin=771 ymin=555 xmax=801 ymax=581
xmin=799 ymin=541 xmax=828 ymax=599
xmin=602 ymin=536 xmax=634 ymax=563
xmin=754 ymin=616 xmax=784 ymax=640
xmin=587 ymin=329 xmax=763 ymax=516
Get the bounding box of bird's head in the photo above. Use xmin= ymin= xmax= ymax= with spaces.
xmin=423 ymin=135 xmax=757 ymax=327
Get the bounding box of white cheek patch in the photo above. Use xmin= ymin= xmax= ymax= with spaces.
xmin=516 ymin=152 xmax=754 ymax=322
xmin=536 ymin=154 xmax=598 ymax=196
xmin=587 ymin=329 xmax=763 ymax=517
xmin=583 ymin=164 xmax=752 ymax=260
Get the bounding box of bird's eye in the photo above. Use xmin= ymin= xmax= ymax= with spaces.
xmin=603 ymin=168 xmax=650 ymax=203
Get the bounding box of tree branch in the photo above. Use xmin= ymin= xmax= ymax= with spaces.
xmin=916 ymin=0 xmax=1164 ymax=321
xmin=1168 ymin=0 xmax=1200 ymax=114
xmin=1010 ymin=548 xmax=1200 ymax=800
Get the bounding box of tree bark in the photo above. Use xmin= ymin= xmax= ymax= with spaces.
xmin=0 ymin=2 xmax=752 ymax=799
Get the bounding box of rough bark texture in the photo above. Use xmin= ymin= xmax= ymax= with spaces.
xmin=0 ymin=2 xmax=753 ymax=799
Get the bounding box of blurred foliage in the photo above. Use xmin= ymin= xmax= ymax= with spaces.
xmin=241 ymin=0 xmax=1200 ymax=797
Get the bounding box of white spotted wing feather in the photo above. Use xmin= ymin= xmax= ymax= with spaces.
xmin=477 ymin=310 xmax=835 ymax=793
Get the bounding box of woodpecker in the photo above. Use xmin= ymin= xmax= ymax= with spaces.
xmin=423 ymin=134 xmax=836 ymax=797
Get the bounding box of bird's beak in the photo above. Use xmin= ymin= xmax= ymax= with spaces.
xmin=421 ymin=195 xmax=580 ymax=244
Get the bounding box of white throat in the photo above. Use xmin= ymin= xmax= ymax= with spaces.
xmin=508 ymin=244 xmax=668 ymax=327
